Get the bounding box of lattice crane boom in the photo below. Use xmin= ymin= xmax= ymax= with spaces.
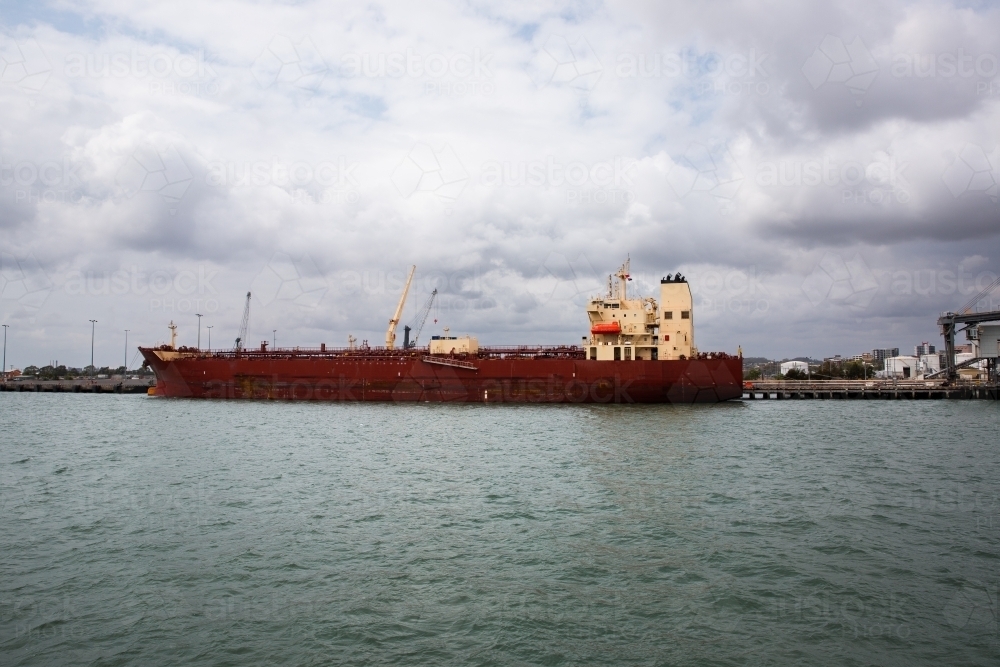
xmin=235 ymin=291 xmax=251 ymax=351
xmin=409 ymin=289 xmax=437 ymax=348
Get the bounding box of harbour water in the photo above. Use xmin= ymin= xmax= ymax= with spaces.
xmin=2 ymin=394 xmax=998 ymax=665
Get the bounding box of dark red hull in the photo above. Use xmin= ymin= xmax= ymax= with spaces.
xmin=140 ymin=349 xmax=742 ymax=404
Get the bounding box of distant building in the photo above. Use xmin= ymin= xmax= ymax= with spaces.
xmin=978 ymin=327 xmax=999 ymax=356
xmin=780 ymin=361 xmax=809 ymax=375
xmin=823 ymin=355 xmax=843 ymax=366
xmin=919 ymin=354 xmax=941 ymax=375
xmin=885 ymin=356 xmax=919 ymax=378
xmin=915 ymin=342 xmax=936 ymax=356
xmin=849 ymin=353 xmax=874 ymax=363
xmin=872 ymin=348 xmax=899 ymax=362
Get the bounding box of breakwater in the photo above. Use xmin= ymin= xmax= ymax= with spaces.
xmin=0 ymin=379 xmax=154 ymax=394
xmin=745 ymin=380 xmax=999 ymax=400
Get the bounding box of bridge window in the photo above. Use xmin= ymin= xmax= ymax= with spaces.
xmin=681 ymin=311 xmax=690 ymax=319
xmin=664 ymin=312 xmax=673 ymax=319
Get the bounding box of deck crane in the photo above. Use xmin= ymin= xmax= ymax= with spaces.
xmin=403 ymin=289 xmax=437 ymax=349
xmin=235 ymin=292 xmax=251 ymax=352
xmin=935 ymin=276 xmax=1000 ymax=380
xmin=385 ymin=266 xmax=416 ymax=350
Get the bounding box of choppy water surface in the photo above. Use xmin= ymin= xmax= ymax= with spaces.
xmin=1 ymin=394 xmax=998 ymax=666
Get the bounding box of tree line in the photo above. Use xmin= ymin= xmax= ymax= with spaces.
xmin=746 ymin=360 xmax=874 ymax=381
xmin=19 ymin=365 xmax=153 ymax=380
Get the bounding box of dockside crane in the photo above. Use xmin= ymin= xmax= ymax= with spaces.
xmin=385 ymin=266 xmax=416 ymax=350
xmin=935 ymin=276 xmax=1000 ymax=380
xmin=235 ymin=291 xmax=251 ymax=352
xmin=403 ymin=289 xmax=437 ymax=349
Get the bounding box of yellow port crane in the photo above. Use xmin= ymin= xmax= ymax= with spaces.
xmin=385 ymin=266 xmax=416 ymax=349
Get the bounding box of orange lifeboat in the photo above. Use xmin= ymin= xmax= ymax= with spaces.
xmin=591 ymin=321 xmax=621 ymax=335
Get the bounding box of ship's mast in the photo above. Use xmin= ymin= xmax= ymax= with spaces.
xmin=386 ymin=265 xmax=416 ymax=349
xmin=615 ymin=257 xmax=630 ymax=301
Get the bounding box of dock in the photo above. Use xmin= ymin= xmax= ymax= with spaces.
xmin=0 ymin=379 xmax=154 ymax=394
xmin=744 ymin=380 xmax=999 ymax=400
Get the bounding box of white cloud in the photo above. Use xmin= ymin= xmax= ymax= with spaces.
xmin=1 ymin=0 xmax=999 ymax=366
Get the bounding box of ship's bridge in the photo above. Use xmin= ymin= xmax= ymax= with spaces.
xmin=585 ymin=260 xmax=695 ymax=362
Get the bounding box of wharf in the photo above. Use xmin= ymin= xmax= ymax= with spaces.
xmin=744 ymin=380 xmax=999 ymax=400
xmin=0 ymin=379 xmax=154 ymax=394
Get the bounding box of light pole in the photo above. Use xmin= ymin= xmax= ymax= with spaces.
xmin=273 ymin=329 xmax=276 ymax=349
xmin=207 ymin=326 xmax=213 ymax=351
xmin=89 ymin=319 xmax=97 ymax=377
xmin=196 ymin=313 xmax=203 ymax=350
xmin=124 ymin=329 xmax=129 ymax=374
xmin=2 ymin=324 xmax=8 ymax=381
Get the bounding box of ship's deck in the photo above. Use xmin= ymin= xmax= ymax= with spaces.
xmin=150 ymin=344 xmax=587 ymax=360
xmin=144 ymin=345 xmax=739 ymax=362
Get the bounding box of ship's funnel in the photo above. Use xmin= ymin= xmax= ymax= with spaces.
xmin=659 ymin=276 xmax=693 ymax=359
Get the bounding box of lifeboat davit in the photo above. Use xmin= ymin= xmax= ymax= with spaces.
xmin=591 ymin=321 xmax=621 ymax=334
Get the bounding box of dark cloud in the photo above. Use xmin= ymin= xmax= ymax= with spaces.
xmin=0 ymin=0 xmax=998 ymax=365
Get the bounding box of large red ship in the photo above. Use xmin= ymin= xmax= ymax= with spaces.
xmin=140 ymin=260 xmax=742 ymax=403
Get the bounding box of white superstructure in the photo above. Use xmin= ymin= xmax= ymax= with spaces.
xmin=585 ymin=259 xmax=696 ymax=362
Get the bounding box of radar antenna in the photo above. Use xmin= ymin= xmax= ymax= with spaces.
xmin=235 ymin=292 xmax=251 ymax=351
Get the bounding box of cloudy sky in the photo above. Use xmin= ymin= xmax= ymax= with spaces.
xmin=1 ymin=0 xmax=999 ymax=368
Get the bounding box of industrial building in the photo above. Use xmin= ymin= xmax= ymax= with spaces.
xmin=780 ymin=360 xmax=809 ymax=375
xmin=885 ymin=356 xmax=919 ymax=378
xmin=977 ymin=325 xmax=1000 ymax=359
